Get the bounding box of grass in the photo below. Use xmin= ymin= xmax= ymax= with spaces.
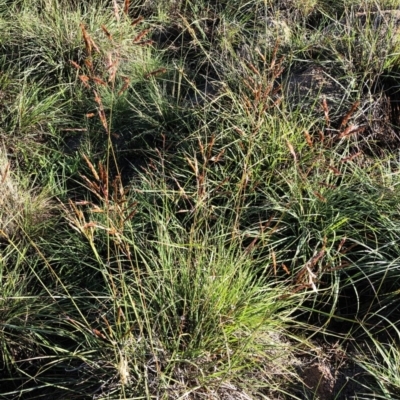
xmin=1 ymin=0 xmax=400 ymax=398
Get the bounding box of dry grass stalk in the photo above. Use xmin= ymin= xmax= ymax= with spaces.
xmin=233 ymin=126 xmax=245 ymax=136
xmin=210 ymin=148 xmax=225 ymax=163
xmin=70 ymin=152 xmax=136 ymax=246
xmin=112 ymin=0 xmax=120 ymax=21
xmin=80 ymin=23 xmax=92 ymax=55
xmin=247 ymin=62 xmax=261 ymax=76
xmin=144 ymin=68 xmax=166 ymax=79
xmin=118 ymin=76 xmax=130 ymax=96
xmin=70 ymin=60 xmax=81 ymax=70
xmin=133 ymin=29 xmax=150 ymax=43
xmin=281 ymin=263 xmax=290 ymax=275
xmin=84 ymin=58 xmax=93 ymax=71
xmin=92 ymin=76 xmax=107 ymax=86
xmin=241 ymin=48 xmax=284 ymax=121
xmin=101 ymin=25 xmax=113 ymax=41
xmin=206 ymin=135 xmax=216 ymax=160
xmin=178 ymin=13 xmax=198 ymax=42
xmin=313 ymin=191 xmax=326 ymax=202
xmin=131 ymin=16 xmax=144 ymax=26
xmin=92 ymin=90 xmax=109 ymax=133
xmin=286 ymin=139 xmax=297 ymax=163
xmin=328 ymin=165 xmax=341 ymax=176
xmin=1 ymin=160 xmax=10 ymax=184
xmin=123 ymin=0 xmax=130 ymax=15
xmin=304 ymin=131 xmax=313 ymax=147
xmin=82 ymin=153 xmax=100 ymax=181
xmin=98 ymin=110 xmax=108 ymax=132
xmin=341 ymin=151 xmax=362 ymax=162
xmin=134 ymin=39 xmax=154 ymax=46
xmin=337 ymin=237 xmax=346 ymax=253
xmin=319 ymin=181 xmax=336 ymax=189
xmin=105 ymin=52 xmax=119 ymax=84
xmin=270 ymin=41 xmax=281 ymax=70
xmin=79 ymin=74 xmax=90 ymax=88
xmin=322 ymin=97 xmax=330 ymax=125
xmin=80 ymin=23 xmax=100 ymax=55
xmin=294 ymin=248 xmax=326 ymax=292
xmin=123 ymin=203 xmax=138 ymax=223
xmin=272 ymin=250 xmax=277 ymax=276
xmin=80 ymin=174 xmax=101 ymax=197
xmin=98 ymin=162 xmax=109 ymax=200
xmin=339 ymin=125 xmax=365 ymax=138
xmin=340 ymin=101 xmax=360 ymax=128
xmin=256 ymin=47 xmax=266 ymax=62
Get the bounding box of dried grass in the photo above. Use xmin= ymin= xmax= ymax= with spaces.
xmin=0 ymin=146 xmax=54 ymax=241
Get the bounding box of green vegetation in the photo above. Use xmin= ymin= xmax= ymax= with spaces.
xmin=1 ymin=0 xmax=400 ymax=398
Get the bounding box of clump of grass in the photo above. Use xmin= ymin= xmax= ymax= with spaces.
xmin=0 ymin=147 xmax=55 ymax=242
xmin=0 ymin=3 xmax=307 ymax=398
xmin=2 ymin=0 xmax=400 ymax=399
xmin=58 ymin=123 xmax=304 ymax=397
xmin=353 ymin=321 xmax=400 ymax=398
xmin=66 ymin=200 xmax=302 ymax=397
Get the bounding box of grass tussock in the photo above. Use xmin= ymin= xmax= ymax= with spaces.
xmin=1 ymin=0 xmax=400 ymax=399
xmin=0 ymin=147 xmax=55 ymax=241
